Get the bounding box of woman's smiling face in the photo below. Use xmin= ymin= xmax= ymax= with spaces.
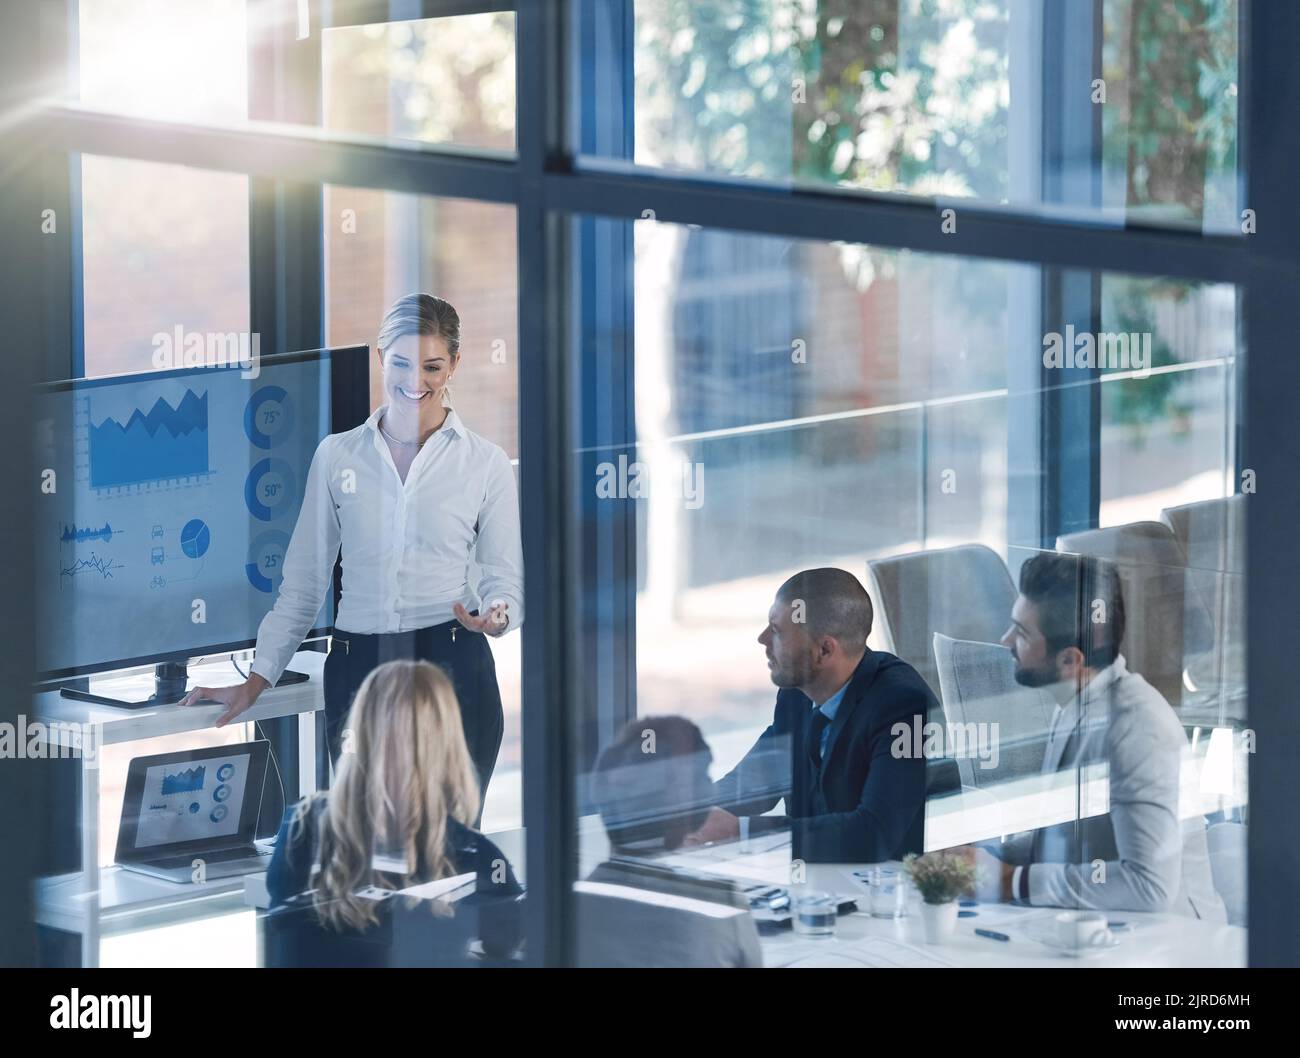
xmin=380 ymin=333 xmax=457 ymax=426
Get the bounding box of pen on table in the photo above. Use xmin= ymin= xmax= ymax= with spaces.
xmin=975 ymin=928 xmax=1010 ymax=942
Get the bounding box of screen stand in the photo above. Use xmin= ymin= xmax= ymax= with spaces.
xmin=57 ymin=659 xmax=309 ymax=710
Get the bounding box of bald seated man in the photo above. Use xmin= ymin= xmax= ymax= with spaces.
xmin=689 ymin=568 xmax=948 ymax=863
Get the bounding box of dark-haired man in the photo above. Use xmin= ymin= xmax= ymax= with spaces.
xmin=688 ymin=568 xmax=945 ymax=864
xmin=960 ymin=552 xmax=1223 ymax=918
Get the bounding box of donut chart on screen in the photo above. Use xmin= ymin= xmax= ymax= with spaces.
xmin=245 ymin=530 xmax=291 ymax=593
xmin=244 ymin=458 xmax=297 ymax=521
xmin=244 ymin=385 xmax=294 ymax=449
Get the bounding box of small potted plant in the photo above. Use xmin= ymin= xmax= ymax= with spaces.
xmin=903 ymin=852 xmax=975 ymax=945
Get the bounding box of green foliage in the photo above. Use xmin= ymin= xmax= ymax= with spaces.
xmin=1104 ymin=0 xmax=1238 ymax=223
xmin=636 ymin=0 xmax=1010 ymax=196
xmin=637 ymin=0 xmax=1237 ymax=221
xmin=903 ymin=851 xmax=976 ymax=905
xmin=1102 ymin=278 xmax=1197 ymax=435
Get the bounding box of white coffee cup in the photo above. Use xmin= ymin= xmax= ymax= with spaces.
xmin=1054 ymin=910 xmax=1112 ymax=949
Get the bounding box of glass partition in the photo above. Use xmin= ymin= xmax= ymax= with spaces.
xmin=564 ymin=212 xmax=1247 ymax=966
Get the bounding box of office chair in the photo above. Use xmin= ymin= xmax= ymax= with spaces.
xmin=866 ymin=543 xmax=1018 ymax=701
xmin=1161 ymin=496 xmax=1247 ymax=718
xmin=1056 ymin=521 xmax=1213 ymax=710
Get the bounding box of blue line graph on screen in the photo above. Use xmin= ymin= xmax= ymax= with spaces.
xmin=60 ymin=521 xmax=119 ymax=544
xmin=161 ymin=765 xmax=206 ymax=795
xmin=60 ymin=552 xmax=120 ymax=582
xmin=89 ymin=389 xmax=209 ymax=489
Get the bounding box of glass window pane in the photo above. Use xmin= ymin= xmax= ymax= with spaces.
xmin=567 ymin=217 xmax=1247 ymax=965
xmin=78 ymin=0 xmax=248 ymax=124
xmin=582 ymin=0 xmax=1241 ymax=231
xmin=624 ymin=224 xmax=1022 ymax=763
xmin=1099 ymin=276 xmax=1236 ymax=527
xmin=1101 ymin=0 xmax=1240 ymax=230
xmin=322 ymin=13 xmax=516 ymax=153
xmin=74 ymin=3 xmax=516 ymax=156
xmin=81 ymin=155 xmax=250 ymax=377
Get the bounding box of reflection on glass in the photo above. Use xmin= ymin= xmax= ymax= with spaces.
xmin=578 ymin=716 xmax=764 ymax=966
xmin=631 ymin=219 xmax=1024 ymax=763
xmin=1099 ymin=276 xmax=1236 ymax=527
xmin=78 ymin=0 xmax=248 ymax=124
xmin=569 ymin=214 xmax=1248 ymax=966
xmin=620 ymin=0 xmax=1239 ymax=229
xmin=323 ymin=13 xmax=516 ymax=152
xmin=633 ymin=0 xmax=1009 ymax=193
xmin=81 ymin=156 xmax=250 ymax=377
xmin=76 ymin=3 xmax=515 ymax=155
xmin=1100 ymin=0 xmax=1240 ymax=230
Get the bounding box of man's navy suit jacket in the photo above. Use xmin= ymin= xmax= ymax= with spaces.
xmin=713 ymin=650 xmax=949 ymax=864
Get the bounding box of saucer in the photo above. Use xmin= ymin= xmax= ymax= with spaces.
xmin=1023 ymin=918 xmax=1123 ymax=958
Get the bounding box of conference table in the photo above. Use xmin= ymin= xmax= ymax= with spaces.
xmin=656 ymin=832 xmax=1246 ymax=969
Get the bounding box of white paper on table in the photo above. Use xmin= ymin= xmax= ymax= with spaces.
xmin=657 ymin=844 xmax=790 ymax=885
xmin=778 ymin=936 xmax=957 ymax=969
xmin=398 ymin=871 xmax=477 ymax=902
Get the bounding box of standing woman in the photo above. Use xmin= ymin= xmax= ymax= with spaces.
xmin=183 ymin=294 xmax=523 ymax=799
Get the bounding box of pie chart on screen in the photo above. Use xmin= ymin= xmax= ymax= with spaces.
xmin=180 ymin=519 xmax=211 ymax=559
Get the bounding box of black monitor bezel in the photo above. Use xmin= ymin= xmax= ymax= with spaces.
xmin=34 ymin=344 xmax=371 ymax=682
xmin=115 ymin=740 xmax=272 ymax=864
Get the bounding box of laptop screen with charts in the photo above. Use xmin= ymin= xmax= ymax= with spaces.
xmin=116 ymin=741 xmax=270 ymax=865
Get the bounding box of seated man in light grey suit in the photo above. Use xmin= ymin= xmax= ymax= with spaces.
xmin=958 ymin=552 xmax=1223 ymax=919
xmin=578 ymin=716 xmax=763 ymax=968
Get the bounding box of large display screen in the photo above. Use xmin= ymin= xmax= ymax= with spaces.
xmin=34 ymin=354 xmax=335 ymax=677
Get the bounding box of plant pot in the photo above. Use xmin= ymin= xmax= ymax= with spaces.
xmin=920 ymin=899 xmax=958 ymax=945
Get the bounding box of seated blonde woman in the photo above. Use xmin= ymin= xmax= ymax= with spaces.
xmin=266 ymin=659 xmax=521 ymax=958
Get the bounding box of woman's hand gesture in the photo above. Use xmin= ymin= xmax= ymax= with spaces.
xmin=453 ymin=600 xmax=510 ymax=637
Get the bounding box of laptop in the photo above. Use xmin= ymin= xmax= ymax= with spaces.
xmin=116 ymin=741 xmax=273 ymax=884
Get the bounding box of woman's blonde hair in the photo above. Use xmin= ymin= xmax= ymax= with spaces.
xmin=376 ymin=293 xmax=461 ymax=358
xmin=293 ymin=659 xmax=481 ymax=931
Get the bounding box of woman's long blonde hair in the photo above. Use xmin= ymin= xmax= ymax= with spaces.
xmin=293 ymin=659 xmax=481 ymax=931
